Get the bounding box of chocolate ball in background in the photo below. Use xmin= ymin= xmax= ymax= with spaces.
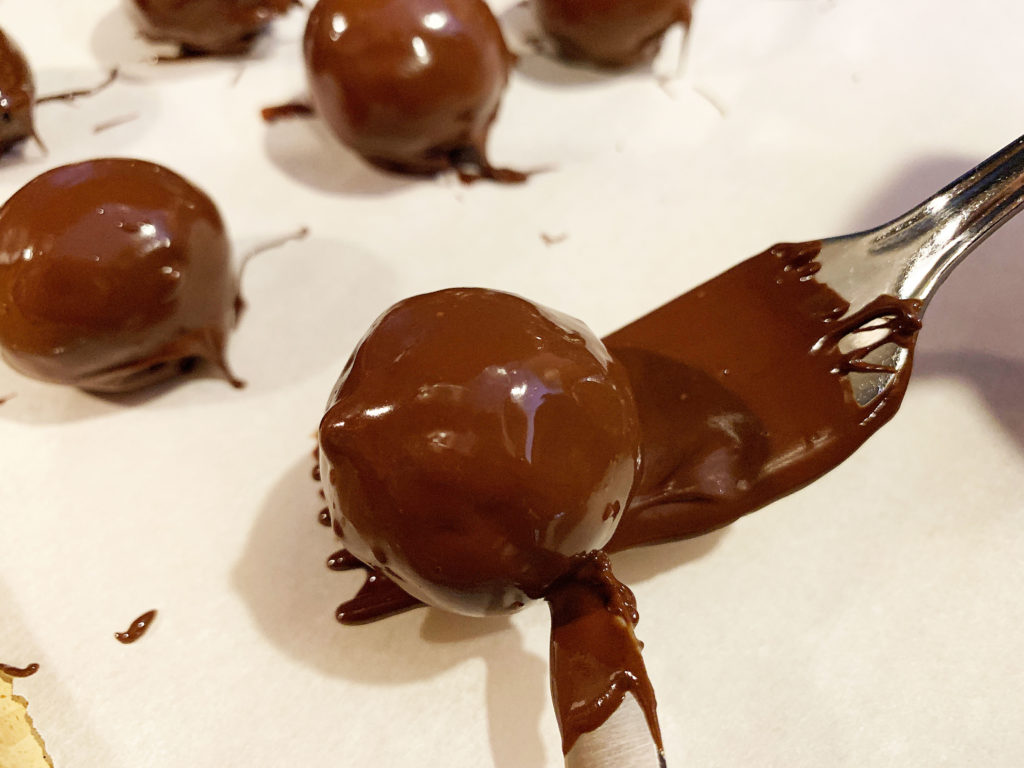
xmin=128 ymin=0 xmax=297 ymax=55
xmin=318 ymin=289 xmax=641 ymax=616
xmin=0 ymin=158 xmax=242 ymax=393
xmin=0 ymin=28 xmax=36 ymax=156
xmin=303 ymin=0 xmax=514 ymax=176
xmin=535 ymin=0 xmax=691 ymax=68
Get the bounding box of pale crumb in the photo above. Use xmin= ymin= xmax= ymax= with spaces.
xmin=0 ymin=674 xmax=53 ymax=768
xmin=541 ymin=232 xmax=568 ymax=246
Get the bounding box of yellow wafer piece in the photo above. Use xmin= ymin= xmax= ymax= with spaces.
xmin=0 ymin=673 xmax=52 ymax=768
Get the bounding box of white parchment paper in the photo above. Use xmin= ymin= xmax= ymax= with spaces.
xmin=2 ymin=1 xmax=1023 ymax=765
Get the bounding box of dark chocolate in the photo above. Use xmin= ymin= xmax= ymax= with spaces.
xmin=0 ymin=28 xmax=36 ymax=156
xmin=303 ymin=0 xmax=521 ymax=180
xmin=0 ymin=158 xmax=243 ymax=393
xmin=0 ymin=662 xmax=39 ymax=678
xmin=318 ymin=288 xmax=641 ymax=616
xmin=535 ymin=0 xmax=692 ymax=68
xmin=128 ymin=0 xmax=298 ymax=55
xmin=114 ymin=610 xmax=157 ymax=644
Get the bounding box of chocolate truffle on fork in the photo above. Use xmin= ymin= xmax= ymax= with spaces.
xmin=318 ymin=288 xmax=665 ymax=764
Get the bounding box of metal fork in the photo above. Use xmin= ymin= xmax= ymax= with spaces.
xmin=815 ymin=133 xmax=1024 ymax=406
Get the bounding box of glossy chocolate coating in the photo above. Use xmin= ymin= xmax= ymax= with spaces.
xmin=535 ymin=0 xmax=691 ymax=67
xmin=303 ymin=0 xmax=514 ymax=176
xmin=0 ymin=29 xmax=36 ymax=155
xmin=128 ymin=0 xmax=296 ymax=55
xmin=0 ymin=158 xmax=241 ymax=393
xmin=318 ymin=288 xmax=641 ymax=616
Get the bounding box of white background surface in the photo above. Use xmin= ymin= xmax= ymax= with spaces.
xmin=2 ymin=0 xmax=1024 ymax=765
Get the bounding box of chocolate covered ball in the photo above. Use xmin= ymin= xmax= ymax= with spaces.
xmin=303 ymin=0 xmax=514 ymax=176
xmin=0 ymin=158 xmax=241 ymax=393
xmin=318 ymin=289 xmax=641 ymax=616
xmin=535 ymin=0 xmax=691 ymax=67
xmin=0 ymin=29 xmax=36 ymax=156
xmin=128 ymin=0 xmax=297 ymax=55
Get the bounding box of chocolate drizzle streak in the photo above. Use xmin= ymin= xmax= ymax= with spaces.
xmin=114 ymin=610 xmax=157 ymax=644
xmin=261 ymin=101 xmax=314 ymax=123
xmin=547 ymin=552 xmax=662 ymax=756
xmin=0 ymin=662 xmax=39 ymax=678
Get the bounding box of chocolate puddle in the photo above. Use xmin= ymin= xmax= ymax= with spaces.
xmin=114 ymin=610 xmax=157 ymax=644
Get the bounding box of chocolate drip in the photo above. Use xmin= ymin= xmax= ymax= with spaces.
xmin=547 ymin=552 xmax=662 ymax=756
xmin=317 ymin=508 xmax=331 ymax=527
xmin=0 ymin=662 xmax=39 ymax=678
xmin=326 ymin=548 xmax=364 ymax=571
xmin=261 ymin=101 xmax=314 ymax=122
xmin=335 ymin=569 xmax=423 ymax=625
xmin=114 ymin=610 xmax=157 ymax=644
xmin=35 ymin=69 xmax=117 ymax=105
xmin=606 ymin=242 xmax=921 ymax=550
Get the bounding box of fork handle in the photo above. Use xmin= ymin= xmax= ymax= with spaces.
xmin=873 ymin=133 xmax=1024 ymax=304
